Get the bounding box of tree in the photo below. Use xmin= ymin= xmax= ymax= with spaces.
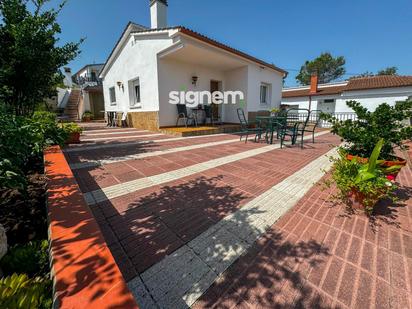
xmin=0 ymin=0 xmax=82 ymax=116
xmin=377 ymin=66 xmax=398 ymax=76
xmin=350 ymin=71 xmax=374 ymax=79
xmin=296 ymin=52 xmax=346 ymax=85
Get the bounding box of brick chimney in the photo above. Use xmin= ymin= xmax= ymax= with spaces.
xmin=150 ymin=0 xmax=168 ymax=29
xmin=309 ymin=74 xmax=318 ymax=94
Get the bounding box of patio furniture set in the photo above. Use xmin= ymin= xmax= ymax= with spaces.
xmin=176 ymin=104 xmax=221 ymax=127
xmin=105 ymin=111 xmax=128 ymax=127
xmin=237 ymin=108 xmax=322 ymax=148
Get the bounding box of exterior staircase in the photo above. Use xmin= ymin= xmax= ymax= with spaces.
xmin=64 ymin=89 xmax=81 ymax=121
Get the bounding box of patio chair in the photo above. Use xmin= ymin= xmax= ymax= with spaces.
xmin=237 ymin=108 xmax=263 ymax=143
xmin=121 ymin=111 xmax=128 ymax=127
xmin=279 ymin=108 xmax=310 ymax=149
xmin=303 ymin=110 xmax=322 ymax=143
xmin=176 ymin=104 xmax=198 ymax=127
xmin=204 ymin=104 xmax=221 ymax=125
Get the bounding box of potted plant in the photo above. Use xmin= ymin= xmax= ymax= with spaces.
xmin=270 ymin=108 xmax=281 ymax=116
xmin=329 ymin=139 xmax=401 ymax=214
xmin=322 ymin=100 xmax=412 ymax=178
xmin=82 ymin=111 xmax=93 ymax=122
xmin=62 ymin=123 xmax=83 ymax=144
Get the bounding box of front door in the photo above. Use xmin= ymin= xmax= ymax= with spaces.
xmin=210 ymin=80 xmax=220 ymax=118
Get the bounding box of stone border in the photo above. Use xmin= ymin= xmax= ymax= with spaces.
xmin=44 ymin=146 xmax=138 ymax=309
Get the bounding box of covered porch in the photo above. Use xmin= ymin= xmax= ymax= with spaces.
xmin=156 ymin=33 xmax=252 ymax=128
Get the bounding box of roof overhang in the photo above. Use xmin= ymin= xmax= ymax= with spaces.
xmin=100 ymin=24 xmax=288 ymax=78
xmin=158 ymin=35 xmax=248 ymax=71
xmin=176 ymin=27 xmax=287 ymax=76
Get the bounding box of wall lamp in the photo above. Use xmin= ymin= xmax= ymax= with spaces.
xmin=117 ymin=81 xmax=124 ymax=91
xmin=192 ymin=76 xmax=198 ymax=86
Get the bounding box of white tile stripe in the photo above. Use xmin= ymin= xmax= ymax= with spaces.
xmin=64 ymin=132 xmax=235 ymax=153
xmin=81 ymin=128 xmax=146 ymax=134
xmin=83 ymin=131 xmax=329 ymax=206
xmin=81 ymin=133 xmax=164 ymax=142
xmin=69 ymin=138 xmax=241 ymax=170
xmin=82 ymin=130 xmax=148 ymax=136
xmin=127 ymin=146 xmax=339 ymax=309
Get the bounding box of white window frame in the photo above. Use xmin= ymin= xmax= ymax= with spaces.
xmin=129 ymin=78 xmax=142 ymax=109
xmin=260 ymin=83 xmax=271 ymax=105
xmin=109 ymin=87 xmax=116 ymax=105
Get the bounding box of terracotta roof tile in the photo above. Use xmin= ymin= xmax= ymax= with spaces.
xmin=345 ymin=75 xmax=412 ymax=91
xmin=282 ymin=85 xmax=346 ymax=98
xmin=283 ymin=75 xmax=412 ymax=98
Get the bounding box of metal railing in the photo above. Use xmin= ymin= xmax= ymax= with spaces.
xmin=272 ymin=111 xmax=357 ymax=128
xmin=75 ymin=74 xmax=102 ymax=87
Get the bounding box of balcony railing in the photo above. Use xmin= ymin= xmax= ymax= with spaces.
xmin=75 ymin=74 xmax=102 ymax=87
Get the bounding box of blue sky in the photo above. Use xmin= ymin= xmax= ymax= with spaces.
xmin=48 ymin=0 xmax=412 ymax=86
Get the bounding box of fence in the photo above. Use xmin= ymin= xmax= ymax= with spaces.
xmin=318 ymin=112 xmax=358 ymax=128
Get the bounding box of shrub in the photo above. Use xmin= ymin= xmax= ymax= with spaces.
xmin=0 ymin=274 xmax=52 ymax=309
xmin=1 ymin=240 xmax=49 ymax=277
xmin=62 ymin=122 xmax=83 ymax=134
xmin=322 ymin=100 xmax=412 ymax=160
xmin=0 ymin=110 xmax=66 ymax=191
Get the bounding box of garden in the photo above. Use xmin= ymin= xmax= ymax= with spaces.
xmin=0 ymin=0 xmax=82 ymax=307
xmin=323 ymin=99 xmax=412 ymax=214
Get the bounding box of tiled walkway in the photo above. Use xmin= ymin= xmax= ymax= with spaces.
xmin=63 ymin=124 xmax=412 ymax=308
xmin=193 ymin=159 xmax=412 ymax=309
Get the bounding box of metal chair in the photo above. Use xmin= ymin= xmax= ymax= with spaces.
xmin=176 ymin=104 xmax=197 ymax=127
xmin=304 ymin=110 xmax=322 ymax=143
xmin=279 ymin=108 xmax=310 ymax=148
xmin=204 ymin=104 xmax=221 ymax=125
xmin=237 ymin=108 xmax=263 ymax=143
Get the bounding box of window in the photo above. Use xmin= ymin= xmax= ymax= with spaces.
xmin=109 ymin=87 xmax=116 ymax=105
xmin=129 ymin=78 xmax=142 ymax=108
xmin=260 ymin=84 xmax=269 ymax=104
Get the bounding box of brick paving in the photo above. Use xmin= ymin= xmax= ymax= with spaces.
xmin=67 ymin=123 xmax=412 ymax=308
xmin=193 ymin=159 xmax=412 ymax=308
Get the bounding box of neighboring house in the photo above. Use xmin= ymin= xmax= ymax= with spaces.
xmin=56 ymin=64 xmax=105 ymax=121
xmin=99 ymin=0 xmax=287 ymax=131
xmin=72 ymin=64 xmax=105 ymax=120
xmin=282 ymin=75 xmax=412 ymax=115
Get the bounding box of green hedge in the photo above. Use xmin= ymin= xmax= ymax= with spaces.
xmin=0 ymin=110 xmax=68 ymax=192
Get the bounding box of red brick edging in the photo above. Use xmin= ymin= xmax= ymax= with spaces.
xmin=44 ymin=146 xmax=138 ymax=309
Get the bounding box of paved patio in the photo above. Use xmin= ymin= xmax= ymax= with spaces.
xmin=64 ymin=124 xmax=412 ymax=308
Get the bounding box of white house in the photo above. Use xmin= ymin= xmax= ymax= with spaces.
xmin=282 ymin=75 xmax=412 ymax=115
xmin=72 ymin=64 xmax=105 ymax=120
xmin=99 ymin=0 xmax=287 ymax=131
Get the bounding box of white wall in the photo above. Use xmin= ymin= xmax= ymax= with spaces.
xmin=56 ymin=87 xmax=70 ymax=108
xmin=337 ymin=86 xmax=412 ymax=112
xmin=157 ymin=59 xmax=227 ymax=126
xmin=102 ymin=32 xmax=174 ymax=113
xmin=282 ymin=97 xmax=319 ymax=111
xmin=247 ymin=65 xmax=284 ymax=114
xmin=224 ymin=66 xmax=248 ymax=123
xmin=282 ymin=86 xmax=412 ymax=113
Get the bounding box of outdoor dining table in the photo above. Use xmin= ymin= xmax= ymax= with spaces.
xmin=255 ymin=115 xmax=301 ymax=144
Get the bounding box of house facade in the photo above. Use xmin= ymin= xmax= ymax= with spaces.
xmin=99 ymin=0 xmax=287 ymax=130
xmin=73 ymin=64 xmax=105 ymax=120
xmin=282 ymin=75 xmax=412 ymax=115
